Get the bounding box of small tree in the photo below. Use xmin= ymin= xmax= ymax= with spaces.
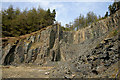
xmin=105 ymin=11 xmax=108 ymax=17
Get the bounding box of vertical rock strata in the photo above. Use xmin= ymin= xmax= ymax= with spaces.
xmin=1 ymin=10 xmax=120 ymax=66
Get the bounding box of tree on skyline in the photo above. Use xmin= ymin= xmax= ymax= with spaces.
xmin=2 ymin=5 xmax=56 ymax=37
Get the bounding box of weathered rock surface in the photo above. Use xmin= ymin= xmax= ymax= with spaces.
xmin=1 ymin=9 xmax=120 ymax=78
xmin=1 ymin=10 xmax=120 ymax=66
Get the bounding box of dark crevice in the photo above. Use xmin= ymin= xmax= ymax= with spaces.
xmin=92 ymin=70 xmax=98 ymax=75
xmin=51 ymin=51 xmax=55 ymax=61
xmin=4 ymin=45 xmax=17 ymax=65
xmin=55 ymin=49 xmax=61 ymax=61
xmin=49 ymin=30 xmax=56 ymax=49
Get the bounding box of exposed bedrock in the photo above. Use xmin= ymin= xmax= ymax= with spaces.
xmin=1 ymin=10 xmax=120 ymax=66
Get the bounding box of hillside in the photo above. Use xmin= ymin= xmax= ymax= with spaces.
xmin=1 ymin=9 xmax=120 ymax=78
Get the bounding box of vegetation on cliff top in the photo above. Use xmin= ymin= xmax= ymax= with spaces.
xmin=2 ymin=6 xmax=56 ymax=37
xmin=64 ymin=1 xmax=120 ymax=31
xmin=1 ymin=1 xmax=120 ymax=36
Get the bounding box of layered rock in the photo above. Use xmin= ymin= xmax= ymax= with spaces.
xmin=1 ymin=25 xmax=60 ymax=65
xmin=1 ymin=9 xmax=120 ymax=66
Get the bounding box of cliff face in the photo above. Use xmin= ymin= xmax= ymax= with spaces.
xmin=1 ymin=10 xmax=120 ymax=66
xmin=1 ymin=25 xmax=60 ymax=65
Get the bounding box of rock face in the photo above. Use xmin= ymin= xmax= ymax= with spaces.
xmin=72 ymin=35 xmax=119 ymax=77
xmin=1 ymin=9 xmax=120 ymax=67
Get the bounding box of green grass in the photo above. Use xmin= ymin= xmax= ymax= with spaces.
xmin=108 ymin=30 xmax=118 ymax=38
xmin=113 ymin=30 xmax=118 ymax=36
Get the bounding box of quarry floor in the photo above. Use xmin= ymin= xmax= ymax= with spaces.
xmin=1 ymin=61 xmax=120 ymax=78
xmin=2 ymin=66 xmax=53 ymax=78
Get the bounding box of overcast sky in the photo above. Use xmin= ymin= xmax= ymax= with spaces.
xmin=2 ymin=0 xmax=114 ymax=26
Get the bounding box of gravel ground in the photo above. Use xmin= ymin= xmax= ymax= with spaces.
xmin=2 ymin=66 xmax=53 ymax=78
